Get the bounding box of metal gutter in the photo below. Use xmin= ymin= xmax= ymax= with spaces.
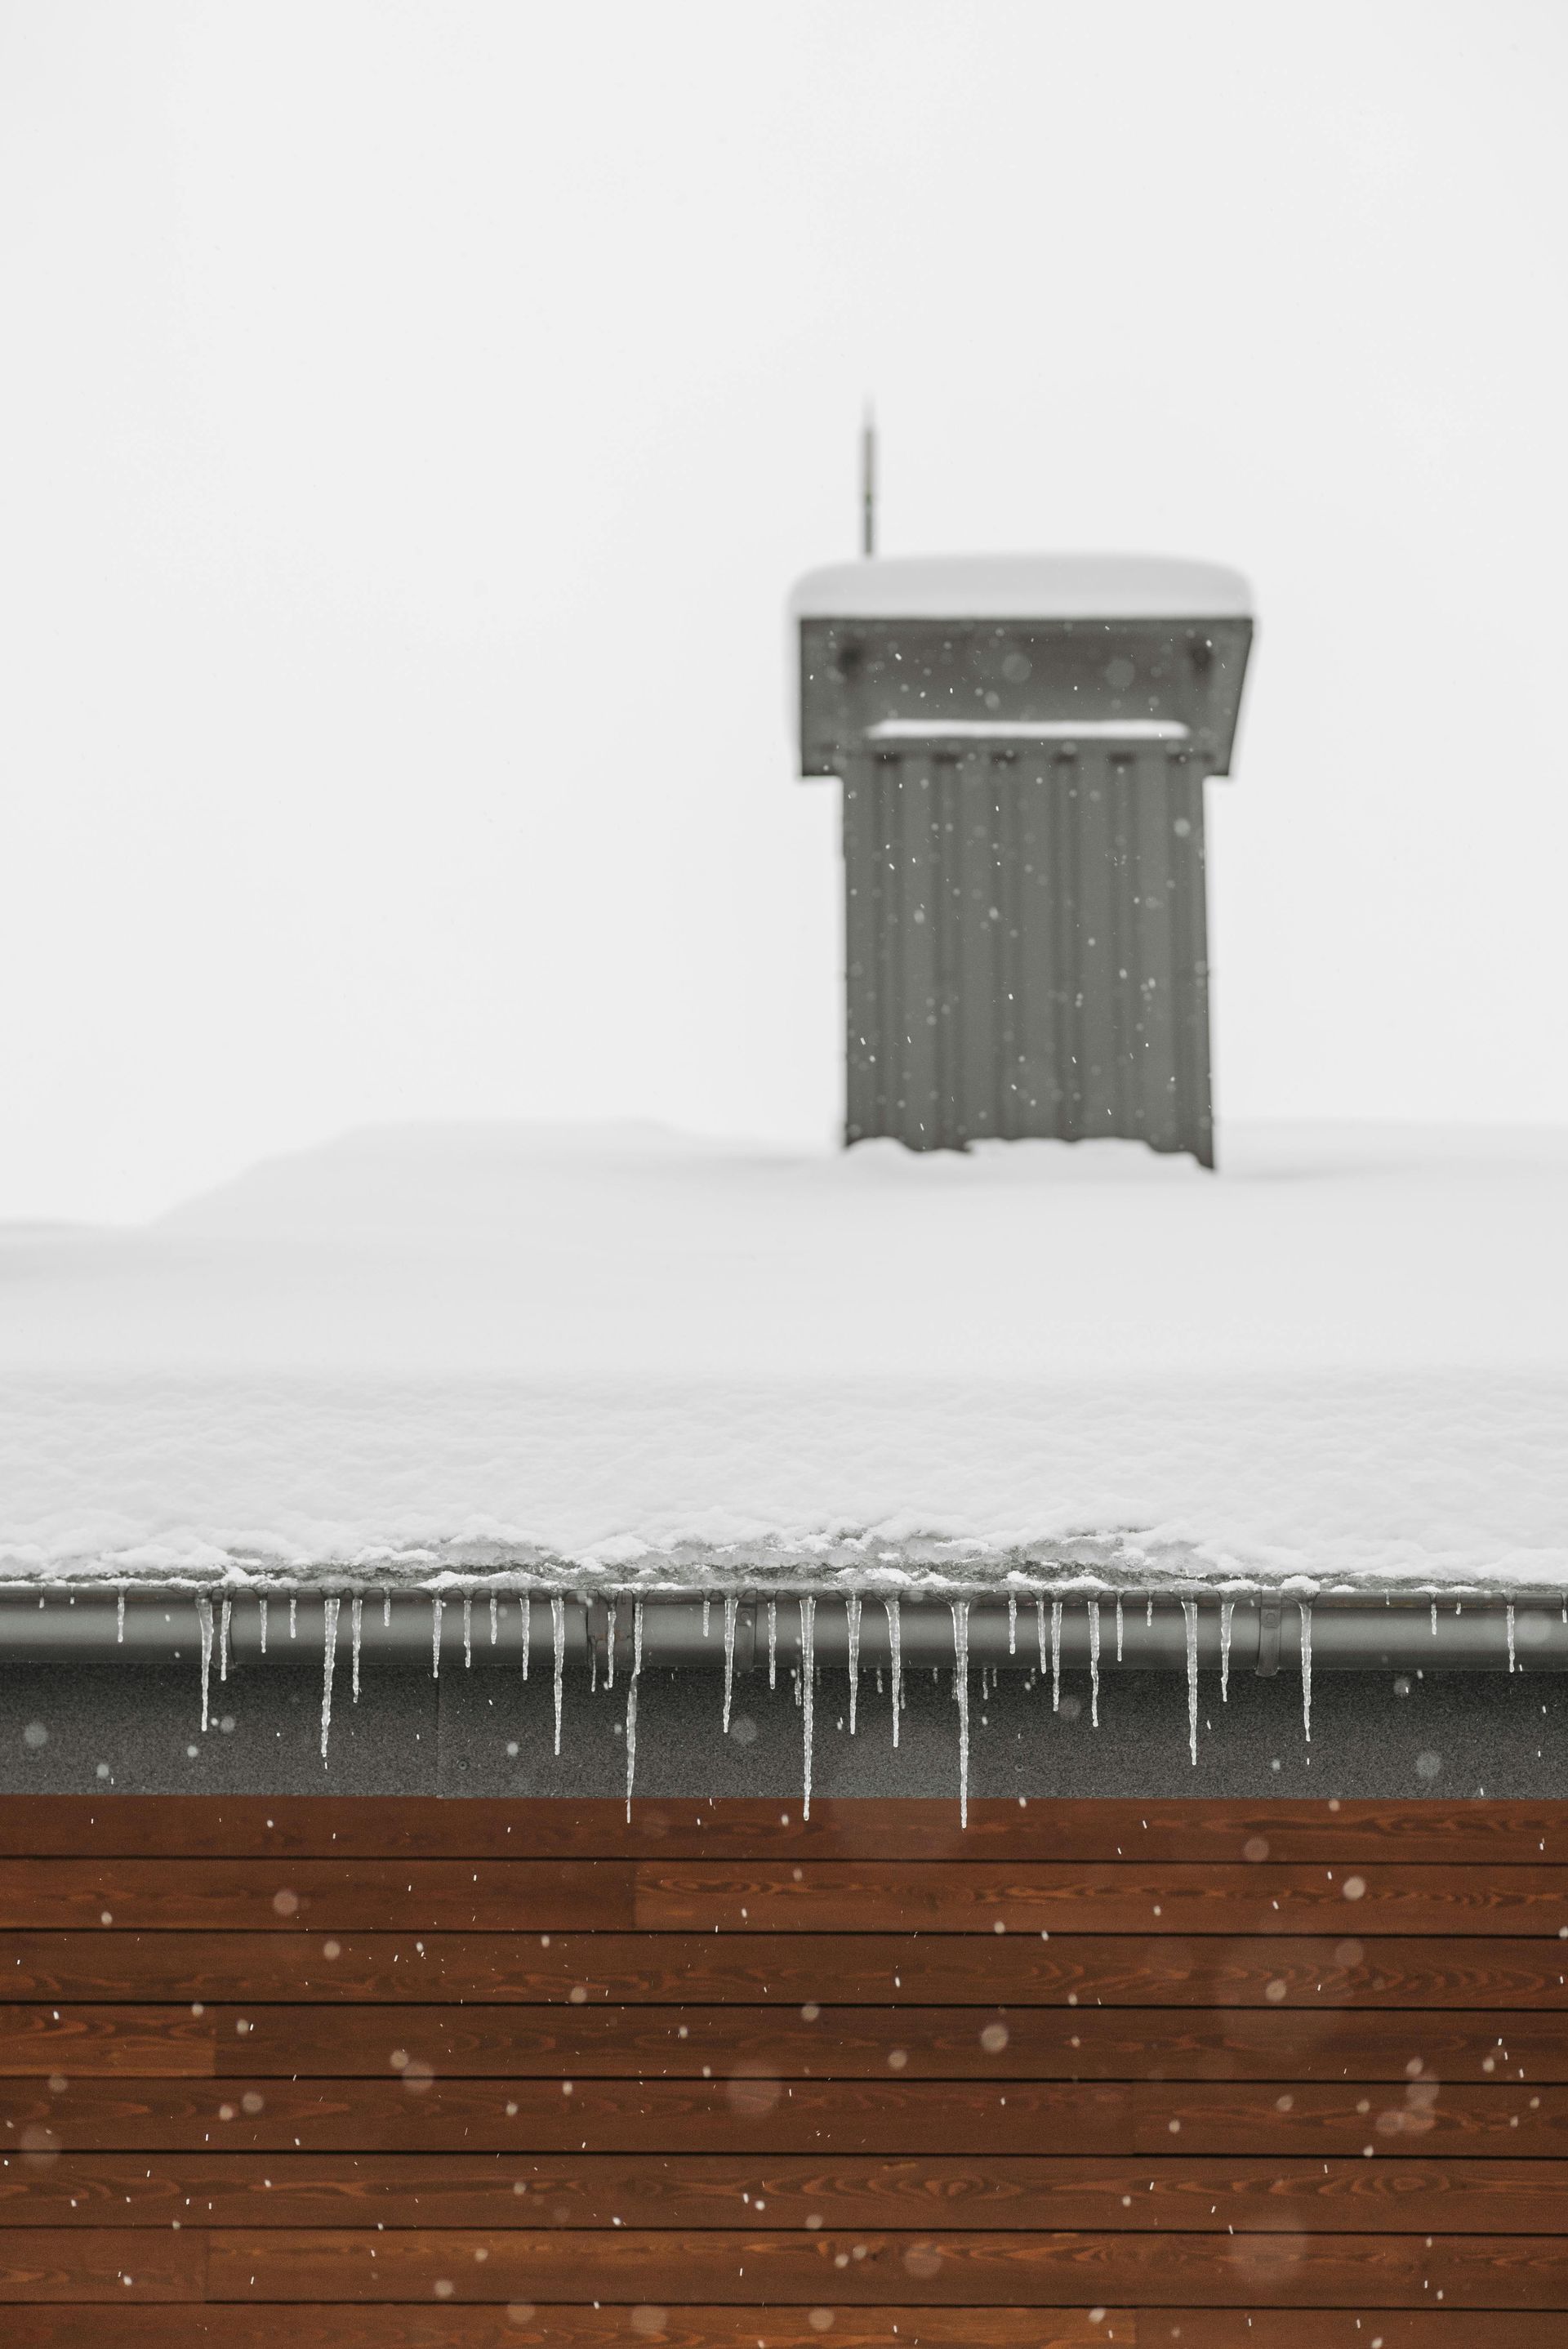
xmin=2 ymin=1593 xmax=1563 ymax=1674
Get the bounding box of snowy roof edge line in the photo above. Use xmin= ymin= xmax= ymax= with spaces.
xmin=790 ymin=553 xmax=1254 ymax=623
xmin=4 ymin=1571 xmax=1564 ymax=1603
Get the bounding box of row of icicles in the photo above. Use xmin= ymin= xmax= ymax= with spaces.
xmin=164 ymin=1588 xmax=1542 ymax=1825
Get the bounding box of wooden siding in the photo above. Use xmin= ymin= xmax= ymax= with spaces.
xmin=0 ymin=1795 xmax=1563 ymax=2347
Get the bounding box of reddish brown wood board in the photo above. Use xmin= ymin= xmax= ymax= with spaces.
xmin=0 ymin=1794 xmax=1561 ymax=2343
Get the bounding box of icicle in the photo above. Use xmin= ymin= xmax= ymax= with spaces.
xmin=1050 ymin=1599 xmax=1062 ymax=1713
xmin=320 ymin=1594 xmax=339 ymax=1760
xmin=489 ymin=1593 xmax=499 ymax=1647
xmin=1035 ymin=1594 xmax=1046 ymax=1674
xmin=1007 ymin=1593 xmax=1017 ymax=1656
xmin=606 ymin=1601 xmax=617 ymax=1691
xmin=219 ymin=1598 xmax=231 ymax=1683
xmin=846 ymin=1593 xmax=862 ymax=1734
xmin=258 ymin=1597 xmax=268 ymax=1655
xmin=722 ymin=1594 xmax=738 ymax=1734
xmin=885 ymin=1597 xmax=902 ymax=1749
xmin=768 ymin=1598 xmax=777 ymax=1690
xmin=800 ymin=1597 xmax=817 ymax=1819
xmin=951 ymin=1598 xmax=971 ymax=1828
xmin=1182 ymin=1601 xmax=1199 ymax=1767
xmin=1219 ymin=1600 xmax=1234 ymax=1700
xmin=550 ymin=1595 xmax=566 ymax=1756
xmin=462 ymin=1596 xmax=473 ymax=1669
xmin=1431 ymin=1600 xmax=1437 ymax=1637
xmin=195 ymin=1596 xmax=214 ymax=1735
xmin=520 ymin=1595 xmax=532 ymax=1681
xmin=382 ymin=1590 xmax=391 ymax=1629
xmin=1507 ymin=1602 xmax=1517 ymax=1674
xmin=430 ymin=1597 xmax=443 ymax=1678
xmin=702 ymin=1595 xmax=711 ymax=1640
xmin=116 ymin=1589 xmax=125 ymax=1645
xmin=624 ymin=1598 xmax=644 ymax=1821
xmin=350 ymin=1595 xmax=363 ymax=1704
xmin=1116 ymin=1595 xmax=1124 ymax=1662
xmin=590 ymin=1633 xmax=598 ymax=1696
xmin=1146 ymin=1597 xmax=1153 ymax=1628
xmin=1298 ymin=1601 xmax=1313 ymax=1742
xmin=1088 ymin=1600 xmax=1101 ymax=1728
xmin=289 ymin=1595 xmax=297 ymax=1640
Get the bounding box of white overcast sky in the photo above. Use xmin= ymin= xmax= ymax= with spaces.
xmin=2 ymin=1 xmax=1565 ymax=1222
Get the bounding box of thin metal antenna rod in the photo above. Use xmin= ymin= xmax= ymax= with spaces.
xmin=861 ymin=404 xmax=875 ymax=557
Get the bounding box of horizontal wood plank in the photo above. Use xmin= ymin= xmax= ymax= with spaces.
xmin=3 ymin=1931 xmax=1563 ymax=2004
xmin=1129 ymin=2321 xmax=1562 ymax=2349
xmin=0 ymin=2076 xmax=1138 ymax=2155
xmin=5 ymin=2151 xmax=1568 ymax=2231
xmin=0 ymin=2306 xmax=1134 ymax=2347
xmin=10 ymin=2074 xmax=1568 ymax=2155
xmin=2 ymin=2311 xmax=1566 ymax=2349
xmin=0 ymin=1863 xmax=631 ymax=1935
xmin=2 ymin=1795 xmax=1562 ymax=1866
xmin=2 ymin=1858 xmax=1563 ymax=1937
xmin=192 ymin=2226 xmax=1568 ymax=2307
xmin=1131 ymin=2082 xmax=1568 ymax=2155
xmin=624 ymin=1862 xmax=1568 ymax=1938
xmin=2 ymin=2002 xmax=1559 ymax=2079
xmin=0 ymin=2226 xmax=203 ymax=2300
xmin=0 ymin=2006 xmax=216 ymax=2076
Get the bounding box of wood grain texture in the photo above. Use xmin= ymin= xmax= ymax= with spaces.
xmin=2 ymin=1794 xmax=1563 ymax=1865
xmin=1129 ymin=2081 xmax=1568 ymax=2155
xmin=7 ymin=2077 xmax=1139 ymax=2155
xmin=7 ymin=2073 xmax=1568 ymax=2155
xmin=4 ymin=1793 xmax=1565 ymax=2329
xmin=3 ymin=2001 xmax=1560 ymax=2079
xmin=190 ymin=2226 xmax=1568 ymax=2307
xmin=0 ymin=2004 xmax=216 ymax=2076
xmin=6 ymin=2151 xmax=1568 ymax=2231
xmin=2 ymin=2313 xmax=1566 ymax=2349
xmin=0 ymin=2307 xmax=1137 ymax=2347
xmin=4 ymin=1930 xmax=1563 ymax=2004
xmin=2 ymin=1858 xmax=1564 ymax=1935
xmin=0 ymin=2227 xmax=204 ymax=2300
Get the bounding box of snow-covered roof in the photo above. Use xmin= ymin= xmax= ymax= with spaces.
xmin=790 ymin=553 xmax=1253 ymax=623
xmin=0 ymin=1121 xmax=1561 ymax=1598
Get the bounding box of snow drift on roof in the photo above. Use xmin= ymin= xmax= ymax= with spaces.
xmin=789 ymin=553 xmax=1253 ymax=623
xmin=0 ymin=1121 xmax=1562 ymax=1598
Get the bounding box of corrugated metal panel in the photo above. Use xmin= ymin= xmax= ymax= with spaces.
xmin=844 ymin=746 xmax=1213 ymax=1164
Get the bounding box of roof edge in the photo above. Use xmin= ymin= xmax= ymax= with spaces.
xmin=791 ymin=552 xmax=1254 ymax=623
